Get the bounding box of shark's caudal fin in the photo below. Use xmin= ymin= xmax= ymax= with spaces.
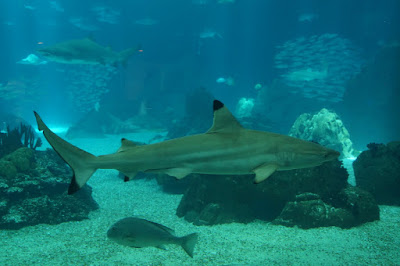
xmin=34 ymin=112 xmax=98 ymax=194
xmin=180 ymin=233 xmax=198 ymax=258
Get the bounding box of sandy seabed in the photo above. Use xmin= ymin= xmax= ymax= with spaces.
xmin=1 ymin=132 xmax=399 ymax=266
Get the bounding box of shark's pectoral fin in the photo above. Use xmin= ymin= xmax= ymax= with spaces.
xmin=164 ymin=168 xmax=192 ymax=179
xmin=253 ymin=164 xmax=279 ymax=183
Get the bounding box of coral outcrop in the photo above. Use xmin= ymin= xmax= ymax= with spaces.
xmin=235 ymin=97 xmax=255 ymax=119
xmin=0 ymin=148 xmax=98 ymax=229
xmin=289 ymin=108 xmax=356 ymax=158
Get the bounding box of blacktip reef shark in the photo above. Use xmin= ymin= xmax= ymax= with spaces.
xmin=34 ymin=100 xmax=340 ymax=195
xmin=37 ymin=38 xmax=141 ymax=66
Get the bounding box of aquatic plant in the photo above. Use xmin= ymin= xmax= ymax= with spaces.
xmin=18 ymin=123 xmax=43 ymax=150
xmin=0 ymin=123 xmax=42 ymax=158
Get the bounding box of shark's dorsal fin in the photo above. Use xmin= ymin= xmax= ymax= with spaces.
xmin=207 ymin=100 xmax=243 ymax=133
xmin=117 ymin=138 xmax=140 ymax=152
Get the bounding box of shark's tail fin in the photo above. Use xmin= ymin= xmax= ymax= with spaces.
xmin=118 ymin=45 xmax=142 ymax=67
xmin=34 ymin=112 xmax=98 ymax=194
xmin=179 ymin=233 xmax=198 ymax=258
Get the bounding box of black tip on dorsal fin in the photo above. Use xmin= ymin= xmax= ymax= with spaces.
xmin=213 ymin=100 xmax=224 ymax=111
xmin=207 ymin=99 xmax=243 ymax=133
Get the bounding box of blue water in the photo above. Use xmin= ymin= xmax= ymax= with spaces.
xmin=0 ymin=1 xmax=400 ymax=264
xmin=1 ymin=0 xmax=399 ymax=149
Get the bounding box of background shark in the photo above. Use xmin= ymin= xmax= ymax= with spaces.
xmin=37 ymin=38 xmax=140 ymax=66
xmin=34 ymin=100 xmax=340 ymax=195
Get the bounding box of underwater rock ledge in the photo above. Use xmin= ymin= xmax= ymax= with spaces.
xmin=0 ymin=148 xmax=98 ymax=230
xmin=176 ymin=160 xmax=379 ymax=229
xmin=354 ymin=141 xmax=400 ymax=205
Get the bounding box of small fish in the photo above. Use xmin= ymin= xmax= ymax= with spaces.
xmin=200 ymin=28 xmax=223 ymax=39
xmin=134 ymin=18 xmax=159 ymax=26
xmin=107 ymin=217 xmax=198 ymax=258
xmin=298 ymin=13 xmax=318 ymax=23
xmin=24 ymin=5 xmax=36 ymax=10
xmin=254 ymin=83 xmax=263 ymax=91
xmin=216 ymin=76 xmax=235 ymax=86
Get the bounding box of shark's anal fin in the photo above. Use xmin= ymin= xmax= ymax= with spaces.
xmin=164 ymin=168 xmax=192 ymax=179
xmin=121 ymin=171 xmax=138 ymax=182
xmin=253 ymin=164 xmax=279 ymax=183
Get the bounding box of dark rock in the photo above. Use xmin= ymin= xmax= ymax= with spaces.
xmin=155 ymin=174 xmax=194 ymax=194
xmin=176 ymin=174 xmax=267 ymax=225
xmin=0 ymin=149 xmax=98 ymax=230
xmin=354 ymin=141 xmax=400 ymax=205
xmin=177 ymin=160 xmax=379 ymax=228
xmin=337 ymin=186 xmax=380 ymax=225
xmin=196 ymin=203 xmax=224 ymax=225
xmin=273 ymin=186 xmax=379 ymax=229
xmin=272 ymin=195 xmax=355 ymax=229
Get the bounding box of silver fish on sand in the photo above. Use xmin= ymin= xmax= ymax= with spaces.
xmin=107 ymin=217 xmax=198 ymax=258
